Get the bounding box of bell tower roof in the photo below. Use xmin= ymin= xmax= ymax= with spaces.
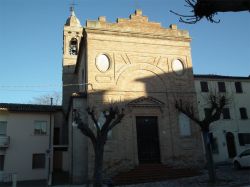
xmin=65 ymin=7 xmax=81 ymax=27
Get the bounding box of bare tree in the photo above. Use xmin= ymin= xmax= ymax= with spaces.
xmin=31 ymin=92 xmax=62 ymax=105
xmin=73 ymin=106 xmax=124 ymax=187
xmin=171 ymin=0 xmax=250 ymax=23
xmin=175 ymin=92 xmax=230 ymax=183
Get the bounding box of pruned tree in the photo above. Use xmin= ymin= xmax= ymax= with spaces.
xmin=171 ymin=0 xmax=250 ymax=23
xmin=73 ymin=106 xmax=125 ymax=187
xmin=175 ymin=92 xmax=230 ymax=183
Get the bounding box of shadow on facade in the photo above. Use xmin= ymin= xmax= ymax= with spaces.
xmin=66 ymin=67 xmax=205 ymax=184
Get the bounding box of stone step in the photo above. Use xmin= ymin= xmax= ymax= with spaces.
xmin=112 ymin=164 xmax=200 ymax=185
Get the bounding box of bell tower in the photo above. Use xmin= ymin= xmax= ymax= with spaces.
xmin=62 ymin=7 xmax=83 ymax=111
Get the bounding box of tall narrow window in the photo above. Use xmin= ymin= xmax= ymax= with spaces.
xmin=178 ymin=112 xmax=191 ymax=136
xmin=239 ymin=107 xmax=248 ymax=119
xmin=235 ymin=82 xmax=243 ymax=93
xmin=0 ymin=155 xmax=4 ymax=171
xmin=69 ymin=38 xmax=78 ymax=55
xmin=200 ymin=81 xmax=208 ymax=92
xmin=0 ymin=121 xmax=7 ymax=135
xmin=218 ymin=82 xmax=226 ymax=92
xmin=222 ymin=108 xmax=230 ymax=119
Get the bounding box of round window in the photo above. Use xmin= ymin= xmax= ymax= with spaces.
xmin=96 ymin=54 xmax=110 ymax=72
xmin=172 ymin=59 xmax=184 ymax=75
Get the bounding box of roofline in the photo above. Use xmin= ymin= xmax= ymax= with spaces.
xmin=0 ymin=103 xmax=62 ymax=113
xmin=194 ymin=74 xmax=250 ymax=80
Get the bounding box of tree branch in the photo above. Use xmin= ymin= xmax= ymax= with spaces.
xmin=170 ymin=0 xmax=250 ymax=23
xmin=107 ymin=109 xmax=125 ymax=131
xmin=87 ymin=107 xmax=101 ymax=135
xmin=74 ymin=113 xmax=97 ymax=146
xmin=175 ymin=99 xmax=201 ymax=126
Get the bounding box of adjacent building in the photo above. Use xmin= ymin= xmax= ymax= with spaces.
xmin=194 ymin=75 xmax=250 ymax=163
xmin=0 ymin=103 xmax=62 ymax=182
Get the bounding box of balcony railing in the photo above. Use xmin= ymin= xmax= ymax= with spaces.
xmin=0 ymin=136 xmax=10 ymax=147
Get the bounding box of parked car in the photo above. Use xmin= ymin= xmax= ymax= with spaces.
xmin=233 ymin=148 xmax=250 ymax=169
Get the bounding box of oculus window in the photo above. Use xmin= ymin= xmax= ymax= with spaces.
xmin=96 ymin=54 xmax=110 ymax=72
xmin=172 ymin=59 xmax=184 ymax=75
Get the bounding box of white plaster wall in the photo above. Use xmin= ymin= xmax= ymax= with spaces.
xmin=0 ymin=112 xmax=53 ymax=181
xmin=195 ymin=78 xmax=250 ymax=162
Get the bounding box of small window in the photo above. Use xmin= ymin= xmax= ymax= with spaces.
xmin=239 ymin=107 xmax=248 ymax=119
xmin=200 ymin=81 xmax=208 ymax=92
xmin=235 ymin=82 xmax=243 ymax=93
xmin=218 ymin=82 xmax=226 ymax=92
xmin=69 ymin=38 xmax=78 ymax=55
xmin=178 ymin=112 xmax=191 ymax=136
xmin=0 ymin=121 xmax=7 ymax=135
xmin=0 ymin=155 xmax=4 ymax=171
xmin=222 ymin=108 xmax=230 ymax=119
xmin=34 ymin=121 xmax=47 ymax=135
xmin=238 ymin=133 xmax=250 ymax=145
xmin=204 ymin=108 xmax=210 ymax=118
xmin=32 ymin=154 xmax=45 ymax=169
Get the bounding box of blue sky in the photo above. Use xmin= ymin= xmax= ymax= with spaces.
xmin=0 ymin=0 xmax=250 ymax=104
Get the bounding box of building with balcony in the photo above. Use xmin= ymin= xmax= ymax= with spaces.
xmin=0 ymin=103 xmax=65 ymax=183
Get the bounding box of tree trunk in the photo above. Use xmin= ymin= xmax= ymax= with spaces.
xmin=93 ymin=142 xmax=104 ymax=187
xmin=202 ymin=131 xmax=216 ymax=183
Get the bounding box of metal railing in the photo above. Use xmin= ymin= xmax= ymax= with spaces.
xmin=0 ymin=136 xmax=10 ymax=147
xmin=0 ymin=173 xmax=17 ymax=187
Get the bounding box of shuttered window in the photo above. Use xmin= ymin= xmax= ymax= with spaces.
xmin=0 ymin=155 xmax=4 ymax=171
xmin=34 ymin=121 xmax=47 ymax=135
xmin=0 ymin=121 xmax=7 ymax=135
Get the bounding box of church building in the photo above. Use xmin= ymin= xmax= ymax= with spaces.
xmin=62 ymin=9 xmax=204 ymax=183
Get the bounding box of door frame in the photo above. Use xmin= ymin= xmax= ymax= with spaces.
xmin=136 ymin=116 xmax=161 ymax=163
xmin=131 ymin=110 xmax=162 ymax=165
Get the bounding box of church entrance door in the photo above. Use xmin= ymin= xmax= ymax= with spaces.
xmin=136 ymin=116 xmax=160 ymax=163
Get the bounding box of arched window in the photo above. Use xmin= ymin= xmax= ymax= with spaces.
xmin=69 ymin=38 xmax=78 ymax=55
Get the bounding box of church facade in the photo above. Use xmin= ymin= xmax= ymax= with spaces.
xmin=63 ymin=9 xmax=204 ymax=183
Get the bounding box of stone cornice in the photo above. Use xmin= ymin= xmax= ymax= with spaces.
xmin=84 ymin=10 xmax=191 ymax=42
